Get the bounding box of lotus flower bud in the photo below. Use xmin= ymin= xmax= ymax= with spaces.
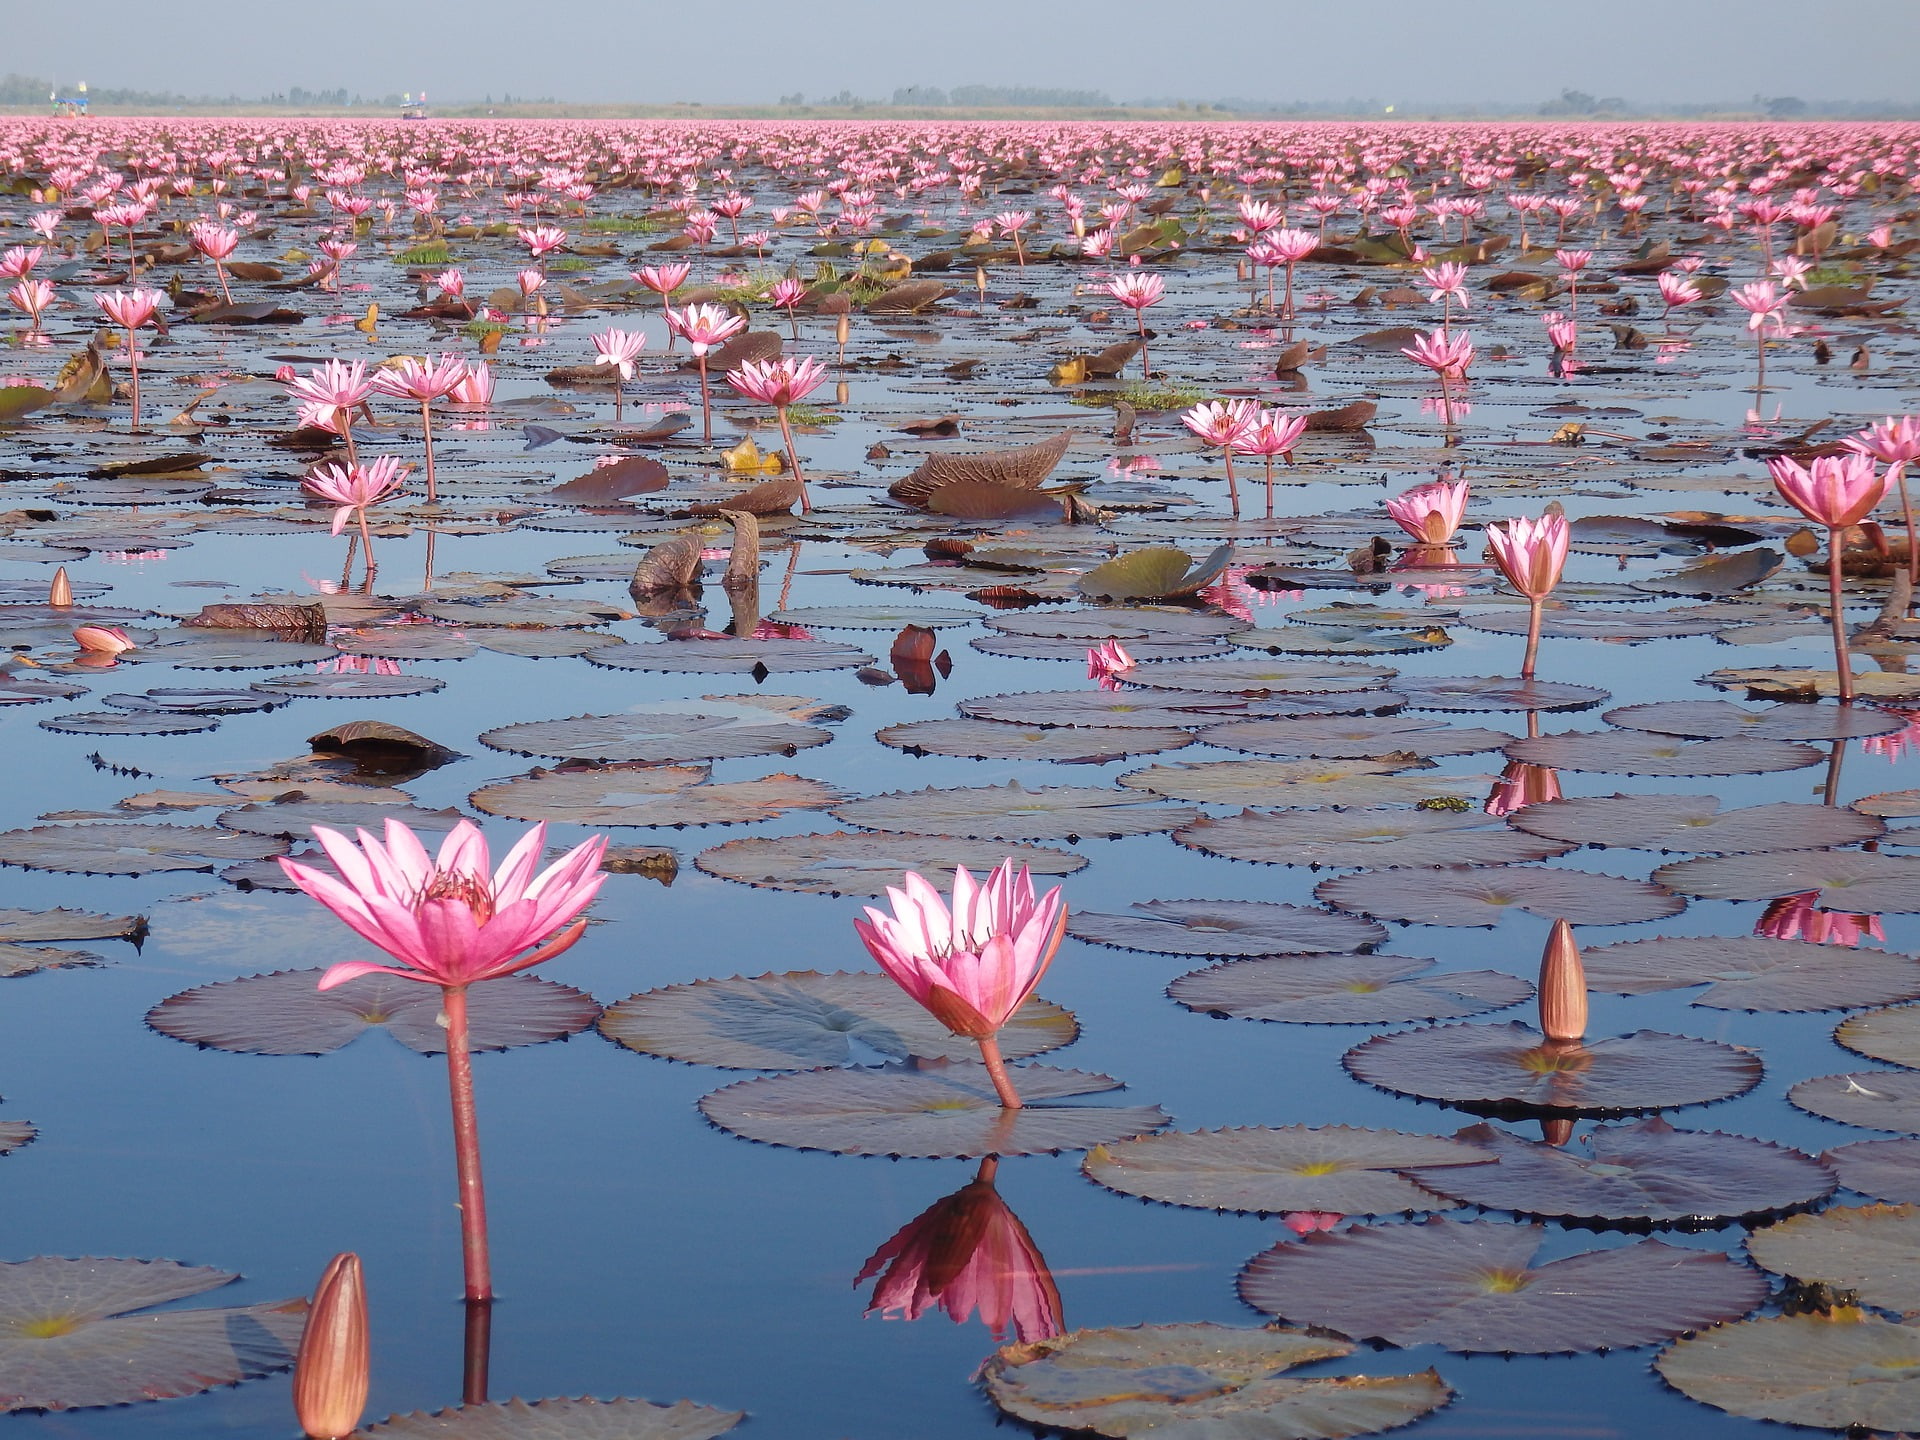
xmin=293 ymin=1252 xmax=369 ymax=1440
xmin=47 ymin=566 xmax=72 ymax=607
xmin=1539 ymin=1117 xmax=1576 ymax=1147
xmin=1537 ymin=918 xmax=1588 ymax=1043
xmin=73 ymin=625 xmax=135 ymax=654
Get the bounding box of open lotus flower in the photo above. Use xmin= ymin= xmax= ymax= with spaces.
xmin=1087 ymin=639 xmax=1136 ymax=688
xmin=854 ymin=861 xmax=1067 ymax=1109
xmin=857 ymin=1164 xmax=1063 ymax=1345
xmin=1766 ymin=452 xmax=1889 ymax=703
xmin=1386 ymin=478 xmax=1468 ymax=546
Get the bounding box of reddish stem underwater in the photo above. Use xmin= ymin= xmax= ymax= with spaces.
xmin=440 ymin=983 xmax=494 ymax=1302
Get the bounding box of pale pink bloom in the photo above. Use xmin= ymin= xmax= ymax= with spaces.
xmin=1386 ymin=478 xmax=1469 ymax=545
xmin=1419 ymin=261 xmax=1470 ymax=309
xmin=1553 ymin=248 xmax=1592 ymax=273
xmin=188 ymin=222 xmax=239 ymax=260
xmin=666 ymin=301 xmax=746 ymax=356
xmin=633 ymin=262 xmax=691 ymax=296
xmin=768 ymin=278 xmax=807 ymax=310
xmin=73 ymin=625 xmax=136 ymax=654
xmin=287 ymin=358 xmax=374 ymax=411
xmin=434 ymin=268 xmax=465 ymax=297
xmin=1232 ymin=409 xmax=1309 ymax=459
xmin=449 ymin=361 xmax=494 ymax=406
xmin=589 ymin=328 xmax=647 ymax=381
xmin=280 ymin=819 xmax=609 ymax=989
xmin=7 ymin=278 xmax=54 ymax=327
xmin=1086 ymin=640 xmax=1136 ymax=686
xmin=1755 ymin=891 xmax=1884 ymax=948
xmin=1263 ymin=227 xmax=1318 ymax=262
xmin=516 ymin=224 xmax=568 ymax=257
xmin=1484 ymin=760 xmax=1562 ymax=818
xmin=726 ymin=356 xmax=826 ymax=407
xmin=853 ymin=861 xmax=1067 ymax=1039
xmin=1844 ymin=416 xmax=1920 ymax=467
xmin=28 ymin=212 xmax=60 ymax=241
xmin=1080 ymin=229 xmax=1115 ymax=259
xmin=1730 ymin=280 xmax=1789 ymax=332
xmin=1104 ymin=270 xmax=1164 ymax=310
xmin=1485 ymin=509 xmax=1570 ymax=599
xmin=1868 ymin=226 xmax=1895 ymax=249
xmin=0 ymin=246 xmax=39 ymax=279
xmin=516 ymin=269 xmax=546 ymax=297
xmin=95 ymin=287 xmax=162 ymax=332
xmin=1862 ymin=709 xmax=1920 ymax=762
xmin=1182 ymin=398 xmax=1259 ymax=449
xmin=1657 ymin=271 xmax=1701 ymax=311
xmin=1766 ymin=452 xmax=1887 ymax=528
xmin=305 ymin=455 xmax=411 ymax=533
xmin=1400 ymin=328 xmax=1474 ymax=378
xmin=1543 ymin=312 xmax=1578 ymax=352
xmin=370 ymin=353 xmax=468 ymax=403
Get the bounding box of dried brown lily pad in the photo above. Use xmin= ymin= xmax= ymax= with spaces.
xmin=1067 ymin=899 xmax=1384 ymax=957
xmin=1238 ymin=1218 xmax=1765 ymax=1354
xmin=0 ymin=823 xmax=285 ymax=876
xmin=361 ymin=1397 xmax=745 ymax=1440
xmin=584 ymin=638 xmax=873 ymax=674
xmin=1315 ymin=865 xmax=1685 ymax=927
xmin=1170 ymin=955 xmax=1530 ymax=1025
xmin=1502 ymin=732 xmax=1820 ymax=777
xmin=1509 ymin=794 xmax=1882 ymax=854
xmin=1196 ymin=716 xmax=1512 ymax=760
xmin=1704 ymin=667 xmax=1920 ymax=702
xmin=695 ymin=831 xmax=1086 ymax=896
xmin=1343 ymin=1022 xmax=1763 ymax=1115
xmin=1824 ymin=1137 xmax=1920 ymax=1204
xmin=1792 ymin=1071 xmax=1920 ymax=1133
xmin=0 ymin=1119 xmax=32 ymax=1153
xmin=1602 ymin=699 xmax=1906 ymax=742
xmin=470 ymin=766 xmax=840 ymax=827
xmin=0 ymin=1257 xmax=306 ymax=1412
xmin=1838 ymin=1005 xmax=1920 ymax=1069
xmin=1749 ymin=1203 xmax=1920 ymax=1313
xmin=876 ymin=718 xmax=1194 ymax=762
xmin=1392 ymin=676 xmax=1610 ymax=713
xmin=1580 ymin=935 xmax=1920 ymax=1011
xmin=1125 ymin=656 xmax=1394 ymax=697
xmin=597 ymin=970 xmax=1074 ymax=1069
xmin=979 ymin=1323 xmax=1451 ymax=1440
xmin=146 ymin=969 xmax=601 ymax=1055
xmin=1083 ymin=1125 xmax=1494 ymax=1215
xmin=1407 ymin=1117 xmax=1834 ymax=1224
xmin=1656 ymin=1311 xmax=1920 ymax=1431
xmin=1652 ymin=850 xmax=1920 ymax=912
xmin=830 ymin=782 xmax=1196 ymax=841
xmin=890 ymin=431 xmax=1071 ymax=506
xmin=697 ymin=1062 xmax=1166 ymax=1157
xmin=1177 ymin=807 xmax=1572 ymax=869
xmin=1118 ymin=758 xmax=1490 ymax=808
xmin=480 ymin=707 xmax=831 ymax=763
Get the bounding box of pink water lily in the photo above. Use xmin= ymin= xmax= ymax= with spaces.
xmin=1386 ymin=478 xmax=1469 ymax=546
xmin=1767 ymin=451 xmax=1889 ymax=703
xmin=1485 ymin=508 xmax=1571 ymax=680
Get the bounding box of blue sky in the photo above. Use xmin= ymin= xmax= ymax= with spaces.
xmin=14 ymin=0 xmax=1919 ymax=105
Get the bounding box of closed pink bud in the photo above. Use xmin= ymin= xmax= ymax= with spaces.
xmin=1537 ymin=918 xmax=1588 ymax=1042
xmin=47 ymin=566 xmax=72 ymax=607
xmin=73 ymin=625 xmax=135 ymax=654
xmin=292 ymin=1252 xmax=369 ymax=1440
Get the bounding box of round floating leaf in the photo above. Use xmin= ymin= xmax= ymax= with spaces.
xmin=960 ymin=690 xmax=1252 ymax=730
xmin=1315 ymin=865 xmax=1685 ymax=927
xmin=1792 ymin=1072 xmax=1920 ymax=1134
xmin=1238 ymin=1218 xmax=1764 ymax=1354
xmin=876 ymin=718 xmax=1194 ymax=762
xmin=1177 ymin=808 xmax=1572 ymax=868
xmin=980 ymin=1322 xmax=1452 ymax=1440
xmin=0 ymin=907 xmax=144 ymax=943
xmin=104 ymin=688 xmax=283 ymax=715
xmin=1170 ymin=956 xmax=1531 ymax=1024
xmin=1838 ymin=1005 xmax=1920 ymax=1069
xmin=481 ymin=708 xmax=831 ymax=764
xmin=1344 ymin=1022 xmax=1763 ymax=1115
xmin=1653 ymin=850 xmax=1920 ymax=912
xmin=1119 ymin=758 xmax=1490 ymax=809
xmin=1407 ymin=1117 xmax=1834 ymax=1224
xmin=334 ymin=630 xmax=476 ymax=661
xmin=831 ymin=782 xmax=1197 ymax=841
xmin=1825 ymin=1138 xmax=1920 ymax=1204
xmin=973 ymin=633 xmax=1230 ymax=662
xmin=696 ymin=832 xmax=1086 ymax=897
xmin=1068 ymin=899 xmax=1384 ymax=957
xmin=39 ymin=710 xmax=221 ymax=736
xmin=1125 ymin=657 xmax=1394 ymax=696
xmin=0 ymin=943 xmax=108 ymax=977
xmin=1084 ymin=1125 xmax=1493 ymax=1215
xmin=1580 ymin=935 xmax=1920 ymax=1011
xmin=471 ymin=766 xmax=841 ymax=827
xmin=146 ymin=969 xmax=600 ymax=1055
xmin=1197 ymin=717 xmax=1513 ymax=761
xmin=584 ymin=638 xmax=873 ymax=674
xmin=1656 ymin=1311 xmax=1920 ymax=1431
xmin=420 ymin=596 xmax=627 ymax=628
xmin=0 ymin=823 xmax=285 ymax=876
xmin=216 ymin=802 xmax=467 ymax=840
xmin=767 ymin=605 xmax=979 ymax=630
xmin=124 ymin=638 xmax=338 ymax=670
xmin=598 ymin=970 xmax=1074 ymax=1069
xmin=0 ymin=1121 xmax=33 ymax=1153
xmin=697 ymin=1062 xmax=1167 ymax=1157
xmin=1509 ymin=793 xmax=1882 ymax=854
xmin=362 ymin=1397 xmax=745 ymax=1440
xmin=987 ymin=607 xmax=1245 ymax=640
xmin=1232 ymin=625 xmax=1452 ymax=657
xmin=251 ymin=673 xmax=446 ymax=699
xmin=1603 ymin=699 xmax=1905 ymax=742
xmin=1859 ymin=790 xmax=1920 ymax=819
xmin=475 ymin=631 xmax=607 ymax=659
xmin=1502 ymin=732 xmax=1820 ymax=777
xmin=1392 ymin=676 xmax=1610 ymax=713
xmin=1458 ymin=607 xmax=1722 ymax=641
xmin=0 ymin=1257 xmax=306 ymax=1412
xmin=1749 ymin=1204 xmax=1920 ymax=1313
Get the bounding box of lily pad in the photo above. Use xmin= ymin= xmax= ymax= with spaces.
xmin=1748 ymin=1204 xmax=1920 ymax=1314
xmin=1079 ymin=545 xmax=1234 ymax=601
xmin=1238 ymin=1217 xmax=1764 ymax=1353
xmin=831 ymin=782 xmax=1197 ymax=841
xmin=1125 ymin=657 xmax=1394 ymax=697
xmin=1652 ymin=850 xmax=1920 ymax=912
xmin=1509 ymin=794 xmax=1882 ymax=854
xmin=1580 ymin=935 xmax=1920 ymax=1011
xmin=584 ymin=638 xmax=873 ymax=674
xmin=1502 ymin=732 xmax=1821 ymax=776
xmin=1068 ymin=900 xmax=1385 ymax=957
xmin=0 ymin=908 xmax=144 ymax=944
xmin=1083 ymin=1125 xmax=1494 ymax=1216
xmin=1838 ymin=1005 xmax=1920 ymax=1069
xmin=1343 ymin=1022 xmax=1763 ymax=1115
xmin=766 ymin=605 xmax=979 ymax=630
xmin=1825 ymin=1138 xmax=1920 ymax=1204
xmin=0 ymin=823 xmax=285 ymax=875
xmin=695 ymin=831 xmax=1086 ymax=896
xmin=1117 ymin=758 xmax=1492 ymax=808
xmin=251 ymin=673 xmax=446 ymax=699
xmin=1392 ymin=676 xmax=1610 ymax=713
xmin=1792 ymin=1071 xmax=1920 ymax=1133
xmin=122 ymin=638 xmax=338 ymax=670
xmin=1315 ymin=865 xmax=1686 ymax=927
xmin=1176 ymin=807 xmax=1572 ymax=868
xmin=1196 ymin=717 xmax=1512 ymax=760
xmin=876 ymin=718 xmax=1194 ymax=762
xmin=39 ymin=711 xmax=222 ymax=737
xmin=697 ymin=1062 xmax=1167 ymax=1157
xmin=597 ymin=970 xmax=1075 ymax=1068
xmin=1457 ymin=607 xmax=1722 ymax=641
xmin=145 ymin=969 xmax=600 ymax=1055
xmin=1407 ymin=1117 xmax=1835 ymax=1224
xmin=1602 ymin=699 xmax=1906 ymax=742
xmin=0 ymin=1120 xmax=33 ymax=1153
xmin=0 ymin=1257 xmax=305 ymax=1412
xmin=986 ymin=608 xmax=1245 ymax=640
xmin=215 ymin=802 xmax=467 ymax=840
xmin=0 ymin=944 xmax=110 ymax=978
xmin=1656 ymin=1311 xmax=1920 ymax=1431
xmin=959 ymin=690 xmax=1251 ymax=730
xmin=480 ymin=707 xmax=832 ymax=763
xmin=979 ymin=1323 xmax=1452 ymax=1440
xmin=1169 ymin=956 xmax=1531 ymax=1024
xmin=470 ymin=766 xmax=841 ymax=827
xmin=362 ymin=1397 xmax=745 ymax=1440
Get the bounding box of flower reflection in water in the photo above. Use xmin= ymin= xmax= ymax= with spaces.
xmin=857 ymin=1158 xmax=1063 ymax=1345
xmin=1484 ymin=760 xmax=1561 ymax=818
xmin=1862 ymin=709 xmax=1920 ymax=762
xmin=1754 ymin=892 xmax=1885 ymax=947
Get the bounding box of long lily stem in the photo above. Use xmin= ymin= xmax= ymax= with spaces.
xmin=975 ymin=1033 xmax=1023 ymax=1111
xmin=419 ymin=400 xmax=438 ymax=502
xmin=697 ymin=355 xmax=713 ymax=443
xmin=462 ymin=1298 xmax=492 ymax=1406
xmin=776 ymin=407 xmax=811 ymax=514
xmin=1826 ymin=525 xmax=1854 ymax=704
xmin=440 ymin=984 xmax=493 ymax=1302
xmin=1521 ymin=596 xmax=1544 ymax=680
